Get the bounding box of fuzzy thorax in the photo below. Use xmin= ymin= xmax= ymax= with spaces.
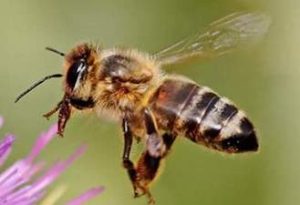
xmin=62 ymin=43 xmax=162 ymax=120
xmin=93 ymin=48 xmax=162 ymax=117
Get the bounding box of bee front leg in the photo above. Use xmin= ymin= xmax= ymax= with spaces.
xmin=43 ymin=100 xmax=63 ymax=119
xmin=57 ymin=98 xmax=71 ymax=136
xmin=42 ymin=96 xmax=72 ymax=137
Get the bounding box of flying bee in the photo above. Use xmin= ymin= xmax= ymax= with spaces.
xmin=15 ymin=12 xmax=271 ymax=204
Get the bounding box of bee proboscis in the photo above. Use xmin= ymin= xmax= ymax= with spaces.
xmin=15 ymin=12 xmax=271 ymax=204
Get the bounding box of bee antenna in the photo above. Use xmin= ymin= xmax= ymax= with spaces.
xmin=14 ymin=73 xmax=63 ymax=103
xmin=45 ymin=47 xmax=65 ymax=56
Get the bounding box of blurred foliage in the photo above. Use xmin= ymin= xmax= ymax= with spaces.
xmin=0 ymin=0 xmax=299 ymax=204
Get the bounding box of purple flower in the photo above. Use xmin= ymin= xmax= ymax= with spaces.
xmin=0 ymin=116 xmax=104 ymax=204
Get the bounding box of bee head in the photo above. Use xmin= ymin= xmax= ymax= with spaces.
xmin=64 ymin=43 xmax=99 ymax=94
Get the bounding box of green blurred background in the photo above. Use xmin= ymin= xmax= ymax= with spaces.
xmin=0 ymin=0 xmax=299 ymax=204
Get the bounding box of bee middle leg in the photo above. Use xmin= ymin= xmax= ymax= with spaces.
xmin=122 ymin=118 xmax=139 ymax=195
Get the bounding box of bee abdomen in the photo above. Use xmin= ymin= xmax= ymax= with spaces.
xmin=149 ymin=78 xmax=258 ymax=153
xmin=181 ymin=89 xmax=258 ymax=153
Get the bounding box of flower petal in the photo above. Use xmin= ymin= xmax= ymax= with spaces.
xmin=0 ymin=160 xmax=33 ymax=197
xmin=0 ymin=121 xmax=103 ymax=205
xmin=0 ymin=116 xmax=4 ymax=128
xmin=26 ymin=124 xmax=58 ymax=163
xmin=23 ymin=145 xmax=86 ymax=197
xmin=0 ymin=135 xmax=15 ymax=166
xmin=66 ymin=187 xmax=105 ymax=205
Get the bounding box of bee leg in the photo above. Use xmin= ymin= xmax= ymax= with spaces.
xmin=42 ymin=96 xmax=72 ymax=137
xmin=43 ymin=100 xmax=63 ymax=119
xmin=161 ymin=132 xmax=177 ymax=157
xmin=135 ymin=133 xmax=176 ymax=205
xmin=122 ymin=117 xmax=156 ymax=203
xmin=144 ymin=108 xmax=166 ymax=157
xmin=122 ymin=110 xmax=176 ymax=204
xmin=135 ymin=151 xmax=158 ymax=204
xmin=122 ymin=118 xmax=140 ymax=197
xmin=57 ymin=97 xmax=71 ymax=137
xmin=129 ymin=108 xmax=177 ymax=204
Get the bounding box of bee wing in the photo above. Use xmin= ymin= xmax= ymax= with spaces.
xmin=155 ymin=12 xmax=271 ymax=65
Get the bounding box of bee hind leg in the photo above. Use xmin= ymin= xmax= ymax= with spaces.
xmin=122 ymin=109 xmax=176 ymax=204
xmin=134 ymin=133 xmax=176 ymax=204
xmin=122 ymin=121 xmax=153 ymax=203
xmin=133 ymin=108 xmax=177 ymax=203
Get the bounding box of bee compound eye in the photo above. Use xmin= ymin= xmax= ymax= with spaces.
xmin=66 ymin=59 xmax=87 ymax=90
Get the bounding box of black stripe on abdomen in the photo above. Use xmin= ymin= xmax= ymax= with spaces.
xmin=181 ymin=90 xmax=220 ymax=141
xmin=180 ymin=89 xmax=258 ymax=153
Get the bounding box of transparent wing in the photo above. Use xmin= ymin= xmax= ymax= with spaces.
xmin=155 ymin=12 xmax=271 ymax=65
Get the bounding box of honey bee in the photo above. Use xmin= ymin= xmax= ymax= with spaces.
xmin=15 ymin=12 xmax=271 ymax=204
